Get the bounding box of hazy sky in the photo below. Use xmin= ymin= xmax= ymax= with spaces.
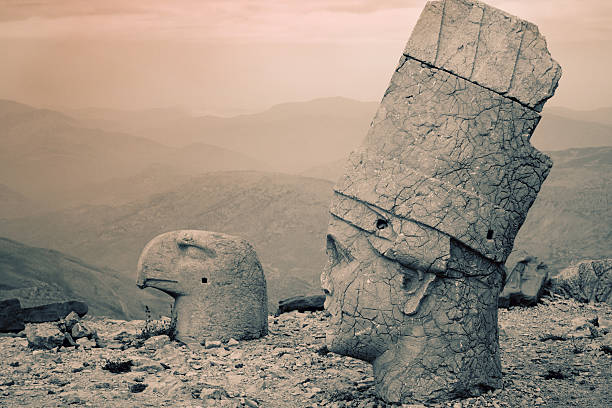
xmin=0 ymin=0 xmax=610 ymax=115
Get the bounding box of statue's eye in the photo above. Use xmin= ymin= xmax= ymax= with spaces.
xmin=376 ymin=219 xmax=388 ymax=230
xmin=487 ymin=229 xmax=494 ymax=240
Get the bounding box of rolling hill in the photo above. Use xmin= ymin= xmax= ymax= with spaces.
xmin=0 ymin=237 xmax=170 ymax=319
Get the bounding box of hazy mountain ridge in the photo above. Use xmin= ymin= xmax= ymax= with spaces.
xmin=0 ymin=237 xmax=169 ymax=319
xmin=0 ymin=100 xmax=267 ymax=208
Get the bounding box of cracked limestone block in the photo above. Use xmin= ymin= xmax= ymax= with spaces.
xmin=322 ymin=0 xmax=560 ymax=404
xmin=404 ymin=0 xmax=561 ymax=110
xmin=136 ymin=230 xmax=268 ymax=344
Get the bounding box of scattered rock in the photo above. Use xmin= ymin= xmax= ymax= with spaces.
xmin=25 ymin=323 xmax=64 ymax=350
xmin=499 ymin=257 xmax=549 ymax=307
xmin=143 ymin=334 xmax=170 ymax=349
xmin=63 ymin=311 xmax=80 ymax=332
xmin=205 ymin=340 xmax=223 ymax=349
xmin=71 ymin=321 xmax=96 ymax=339
xmin=200 ymin=386 xmax=230 ymax=400
xmin=129 ymin=383 xmax=148 ymax=393
xmin=550 ymin=259 xmax=612 ymax=304
xmin=277 ymin=295 xmax=325 ymax=315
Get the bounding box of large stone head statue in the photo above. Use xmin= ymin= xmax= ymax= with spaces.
xmin=321 ymin=0 xmax=561 ymax=404
xmin=137 ymin=230 xmax=268 ymax=344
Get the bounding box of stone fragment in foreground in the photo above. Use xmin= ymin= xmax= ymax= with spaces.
xmin=550 ymin=259 xmax=612 ymax=304
xmin=499 ymin=257 xmax=549 ymax=308
xmin=136 ymin=230 xmax=268 ymax=343
xmin=321 ymin=0 xmax=560 ymax=403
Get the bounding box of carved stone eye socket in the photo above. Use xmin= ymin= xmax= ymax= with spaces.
xmin=487 ymin=229 xmax=494 ymax=240
xmin=376 ymin=219 xmax=388 ymax=230
xmin=201 ymin=277 xmax=208 ymax=284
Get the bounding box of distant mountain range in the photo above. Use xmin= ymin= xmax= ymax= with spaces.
xmin=0 ymin=100 xmax=267 ymax=207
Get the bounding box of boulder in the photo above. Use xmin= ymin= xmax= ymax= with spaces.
xmin=277 ymin=295 xmax=325 ymax=315
xmin=321 ymin=0 xmax=560 ymax=403
xmin=25 ymin=322 xmax=64 ymax=349
xmin=71 ymin=321 xmax=96 ymax=340
xmin=136 ymin=230 xmax=268 ymax=343
xmin=549 ymin=259 xmax=612 ymax=304
xmin=499 ymin=257 xmax=549 ymax=307
xmin=0 ymin=298 xmax=25 ymax=333
xmin=21 ymin=301 xmax=88 ymax=323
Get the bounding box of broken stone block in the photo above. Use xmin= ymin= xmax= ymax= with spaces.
xmin=321 ymin=0 xmax=560 ymax=404
xmin=404 ymin=0 xmax=560 ymax=111
xmin=21 ymin=301 xmax=88 ymax=323
xmin=136 ymin=230 xmax=268 ymax=344
xmin=25 ymin=323 xmax=64 ymax=350
xmin=550 ymin=259 xmax=612 ymax=304
xmin=277 ymin=295 xmax=325 ymax=315
xmin=0 ymin=298 xmax=25 ymax=333
xmin=499 ymin=257 xmax=549 ymax=307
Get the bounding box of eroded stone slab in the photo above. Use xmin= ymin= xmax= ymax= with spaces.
xmin=403 ymin=0 xmax=561 ymax=110
xmin=136 ymin=230 xmax=268 ymax=343
xmin=322 ymin=0 xmax=560 ymax=404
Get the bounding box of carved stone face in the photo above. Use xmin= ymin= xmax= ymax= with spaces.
xmin=321 ymin=1 xmax=561 ymax=402
xmin=321 ymin=202 xmax=442 ymax=363
xmin=136 ymin=230 xmax=268 ymax=343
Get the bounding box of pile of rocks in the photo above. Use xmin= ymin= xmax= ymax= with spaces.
xmin=25 ymin=311 xmax=98 ymax=350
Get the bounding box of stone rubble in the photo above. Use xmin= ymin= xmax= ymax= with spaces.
xmin=0 ymin=298 xmax=610 ymax=407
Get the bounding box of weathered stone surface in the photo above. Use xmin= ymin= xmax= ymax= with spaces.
xmin=499 ymin=257 xmax=549 ymax=307
xmin=550 ymin=259 xmax=612 ymax=304
xmin=404 ymin=0 xmax=561 ymax=111
xmin=277 ymin=295 xmax=325 ymax=315
xmin=0 ymin=298 xmax=24 ymax=333
xmin=21 ymin=301 xmax=88 ymax=323
xmin=321 ymin=0 xmax=559 ymax=404
xmin=136 ymin=230 xmax=268 ymax=343
xmin=25 ymin=323 xmax=64 ymax=350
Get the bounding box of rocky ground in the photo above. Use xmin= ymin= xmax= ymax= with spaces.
xmin=0 ymin=295 xmax=611 ymax=408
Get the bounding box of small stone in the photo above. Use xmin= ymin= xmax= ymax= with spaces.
xmin=131 ymin=357 xmax=164 ymax=373
xmin=453 ymin=403 xmax=463 ymax=408
xmin=200 ymin=387 xmax=229 ymax=400
xmin=76 ymin=337 xmax=96 ymax=349
xmin=205 ymin=340 xmax=222 ymax=349
xmin=143 ymin=334 xmax=170 ymax=349
xmin=227 ymin=338 xmax=239 ymax=346
xmin=63 ymin=312 xmax=80 ymax=331
xmin=71 ymin=322 xmax=96 ymax=339
xmin=129 ymin=383 xmax=148 ymax=393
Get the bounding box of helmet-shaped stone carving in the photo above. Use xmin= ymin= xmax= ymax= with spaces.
xmin=322 ymin=0 xmax=561 ymax=404
xmin=137 ymin=230 xmax=268 ymax=343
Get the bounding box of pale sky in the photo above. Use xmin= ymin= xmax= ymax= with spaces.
xmin=0 ymin=0 xmax=610 ymax=114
